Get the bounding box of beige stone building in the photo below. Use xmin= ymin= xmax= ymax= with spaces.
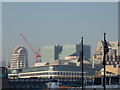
xmin=99 ymin=65 xmax=120 ymax=76
xmin=93 ymin=40 xmax=120 ymax=65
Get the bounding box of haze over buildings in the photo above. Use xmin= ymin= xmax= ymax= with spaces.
xmin=1 ymin=2 xmax=120 ymax=90
xmin=2 ymin=2 xmax=118 ymax=66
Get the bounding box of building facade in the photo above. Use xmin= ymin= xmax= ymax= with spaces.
xmin=11 ymin=46 xmax=28 ymax=69
xmin=93 ymin=41 xmax=120 ymax=65
xmin=8 ymin=65 xmax=96 ymax=79
xmin=40 ymin=44 xmax=91 ymax=62
xmin=54 ymin=45 xmax=62 ymax=60
xmin=76 ymin=44 xmax=91 ymax=60
xmin=40 ymin=45 xmax=55 ymax=63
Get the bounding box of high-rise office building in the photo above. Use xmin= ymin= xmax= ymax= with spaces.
xmin=76 ymin=44 xmax=91 ymax=60
xmin=40 ymin=45 xmax=63 ymax=62
xmin=59 ymin=44 xmax=76 ymax=60
xmin=40 ymin=45 xmax=54 ymax=63
xmin=40 ymin=44 xmax=91 ymax=62
xmin=11 ymin=46 xmax=28 ymax=69
xmin=54 ymin=45 xmax=62 ymax=60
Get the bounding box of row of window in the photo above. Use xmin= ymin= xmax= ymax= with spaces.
xmin=106 ymin=61 xmax=120 ymax=65
xmin=15 ymin=72 xmax=86 ymax=77
xmin=97 ymin=58 xmax=120 ymax=60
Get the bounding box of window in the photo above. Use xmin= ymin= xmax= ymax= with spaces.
xmin=63 ymin=72 xmax=65 ymax=75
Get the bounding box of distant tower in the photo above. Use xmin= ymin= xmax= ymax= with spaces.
xmin=54 ymin=45 xmax=62 ymax=60
xmin=11 ymin=46 xmax=28 ymax=69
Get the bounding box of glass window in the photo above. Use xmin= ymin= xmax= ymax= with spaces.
xmin=63 ymin=72 xmax=65 ymax=75
xmin=60 ymin=72 xmax=62 ymax=75
xmin=54 ymin=72 xmax=56 ymax=75
xmin=66 ymin=72 xmax=68 ymax=75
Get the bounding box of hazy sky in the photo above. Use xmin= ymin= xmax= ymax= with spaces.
xmin=2 ymin=2 xmax=118 ymax=66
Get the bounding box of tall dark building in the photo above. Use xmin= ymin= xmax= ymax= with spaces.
xmin=76 ymin=44 xmax=91 ymax=60
xmin=54 ymin=45 xmax=62 ymax=60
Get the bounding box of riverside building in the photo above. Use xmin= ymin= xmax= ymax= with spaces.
xmin=8 ymin=65 xmax=96 ymax=79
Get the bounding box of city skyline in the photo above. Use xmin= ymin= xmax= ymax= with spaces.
xmin=2 ymin=2 xmax=118 ymax=66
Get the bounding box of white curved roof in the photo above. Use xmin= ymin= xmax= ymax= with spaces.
xmin=13 ymin=46 xmax=28 ymax=54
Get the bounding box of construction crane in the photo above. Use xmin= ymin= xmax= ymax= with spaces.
xmin=20 ymin=33 xmax=41 ymax=63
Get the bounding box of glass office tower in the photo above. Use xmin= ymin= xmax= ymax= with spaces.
xmin=41 ymin=44 xmax=91 ymax=62
xmin=59 ymin=44 xmax=76 ymax=59
xmin=40 ymin=45 xmax=54 ymax=62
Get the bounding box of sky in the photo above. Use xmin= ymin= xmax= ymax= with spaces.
xmin=2 ymin=2 xmax=118 ymax=66
xmin=1 ymin=0 xmax=120 ymax=2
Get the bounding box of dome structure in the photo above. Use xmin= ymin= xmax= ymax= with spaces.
xmin=13 ymin=46 xmax=28 ymax=55
xmin=11 ymin=46 xmax=28 ymax=69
